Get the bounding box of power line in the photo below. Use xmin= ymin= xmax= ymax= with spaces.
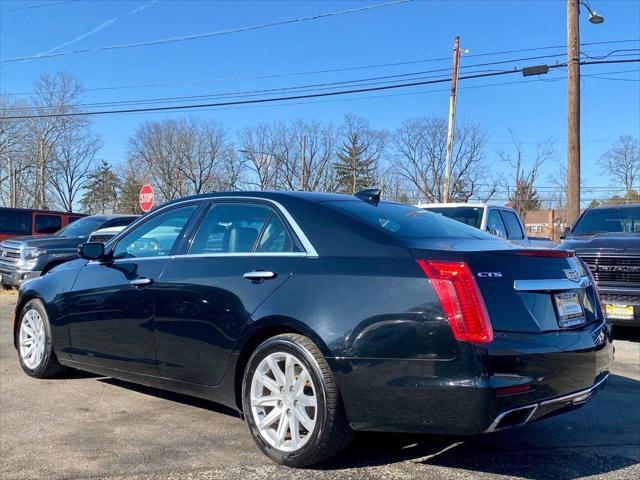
xmin=1 ymin=39 xmax=637 ymax=97
xmin=0 ymin=0 xmax=81 ymax=13
xmin=0 ymin=0 xmax=413 ymax=63
xmin=3 ymin=52 xmax=578 ymax=112
xmin=4 ymin=58 xmax=638 ymax=119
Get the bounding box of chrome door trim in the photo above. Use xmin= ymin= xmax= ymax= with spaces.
xmin=107 ymin=196 xmax=319 ymax=259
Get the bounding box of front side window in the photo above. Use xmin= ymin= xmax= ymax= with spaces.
xmin=501 ymin=211 xmax=525 ymax=240
xmin=486 ymin=210 xmax=507 ymax=238
xmin=112 ymin=205 xmax=197 ymax=259
xmin=34 ymin=214 xmax=62 ymax=234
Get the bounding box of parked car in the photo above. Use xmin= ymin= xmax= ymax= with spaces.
xmin=558 ymin=203 xmax=640 ymax=326
xmin=87 ymin=225 xmax=126 ymax=244
xmin=0 ymin=207 xmax=84 ymax=241
xmin=13 ymin=190 xmax=612 ymax=467
xmin=0 ymin=214 xmax=137 ymax=288
xmin=418 ymin=203 xmax=556 ymax=248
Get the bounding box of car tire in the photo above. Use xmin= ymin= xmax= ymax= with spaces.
xmin=242 ymin=333 xmax=352 ymax=467
xmin=16 ymin=299 xmax=66 ymax=378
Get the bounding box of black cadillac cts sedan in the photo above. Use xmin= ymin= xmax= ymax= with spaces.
xmin=14 ymin=191 xmax=613 ymax=467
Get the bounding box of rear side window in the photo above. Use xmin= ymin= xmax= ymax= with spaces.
xmin=0 ymin=210 xmax=30 ymax=234
xmin=256 ymin=214 xmax=297 ymax=253
xmin=190 ymin=204 xmax=271 ymax=254
xmin=34 ymin=214 xmax=62 ymax=234
xmin=324 ymin=201 xmax=494 ymax=240
xmin=486 ymin=210 xmax=507 ymax=239
xmin=501 ymin=211 xmax=524 ymax=240
xmin=423 ymin=206 xmax=483 ymax=229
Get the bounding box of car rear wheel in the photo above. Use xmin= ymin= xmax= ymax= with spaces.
xmin=17 ymin=299 xmax=66 ymax=378
xmin=242 ymin=333 xmax=352 ymax=467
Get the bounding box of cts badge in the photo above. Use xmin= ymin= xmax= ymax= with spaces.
xmin=477 ymin=272 xmax=503 ymax=278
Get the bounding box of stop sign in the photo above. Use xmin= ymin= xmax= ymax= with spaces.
xmin=139 ymin=184 xmax=154 ymax=212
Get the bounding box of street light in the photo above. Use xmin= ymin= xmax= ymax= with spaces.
xmin=580 ymin=1 xmax=605 ymax=24
xmin=566 ymin=0 xmax=604 ymax=226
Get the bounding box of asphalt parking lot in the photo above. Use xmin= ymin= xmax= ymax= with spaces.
xmin=0 ymin=293 xmax=638 ymax=480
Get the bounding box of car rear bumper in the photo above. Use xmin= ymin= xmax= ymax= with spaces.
xmin=332 ymin=321 xmax=613 ymax=435
xmin=0 ymin=269 xmax=41 ymax=288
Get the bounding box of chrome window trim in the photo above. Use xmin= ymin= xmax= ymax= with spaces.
xmin=89 ymin=252 xmax=308 ymax=265
xmin=102 ymin=195 xmax=319 ymax=260
xmin=513 ymin=277 xmax=591 ymax=291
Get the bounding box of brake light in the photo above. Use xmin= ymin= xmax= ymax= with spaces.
xmin=417 ymin=259 xmax=494 ymax=343
xmin=514 ymin=250 xmax=574 ymax=258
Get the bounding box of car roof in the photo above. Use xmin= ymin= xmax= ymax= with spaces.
xmin=589 ymin=203 xmax=640 ymax=210
xmin=418 ymin=202 xmax=488 ymax=209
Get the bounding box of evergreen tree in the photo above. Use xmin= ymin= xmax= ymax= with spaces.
xmin=118 ymin=171 xmax=143 ymax=214
xmin=334 ymin=115 xmax=382 ymax=194
xmin=80 ymin=161 xmax=121 ymax=214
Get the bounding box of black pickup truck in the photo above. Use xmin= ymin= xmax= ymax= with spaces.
xmin=559 ymin=204 xmax=640 ymax=327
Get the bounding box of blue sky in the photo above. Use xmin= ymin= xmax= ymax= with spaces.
xmin=1 ymin=0 xmax=639 ymax=203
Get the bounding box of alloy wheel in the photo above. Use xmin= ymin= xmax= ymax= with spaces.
xmin=19 ymin=308 xmax=46 ymax=370
xmin=250 ymin=351 xmax=318 ymax=452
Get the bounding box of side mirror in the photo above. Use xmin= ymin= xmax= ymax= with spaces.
xmin=78 ymin=242 xmax=106 ymax=260
xmin=560 ymin=226 xmax=571 ymax=240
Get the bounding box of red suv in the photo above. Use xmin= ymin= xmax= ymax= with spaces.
xmin=0 ymin=208 xmax=84 ymax=241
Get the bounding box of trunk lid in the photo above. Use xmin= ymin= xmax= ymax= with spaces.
xmin=410 ymin=244 xmax=602 ymax=333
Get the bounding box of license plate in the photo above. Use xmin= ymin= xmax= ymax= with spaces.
xmin=605 ymin=304 xmax=635 ymax=320
xmin=554 ymin=291 xmax=586 ymax=328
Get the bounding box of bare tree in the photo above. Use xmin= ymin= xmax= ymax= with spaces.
xmin=25 ymin=72 xmax=87 ymax=208
xmin=238 ymin=123 xmax=288 ymax=190
xmin=0 ymin=99 xmax=30 ymax=207
xmin=498 ymin=130 xmax=556 ymax=219
xmin=127 ymin=117 xmax=237 ymax=201
xmin=393 ymin=116 xmax=492 ymax=203
xmin=599 ymin=135 xmax=640 ymax=197
xmin=49 ymin=130 xmax=101 ymax=211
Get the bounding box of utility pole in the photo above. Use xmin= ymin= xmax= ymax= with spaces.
xmin=566 ymin=0 xmax=581 ymax=225
xmin=300 ymin=134 xmax=306 ymax=191
xmin=444 ymin=35 xmax=460 ymax=203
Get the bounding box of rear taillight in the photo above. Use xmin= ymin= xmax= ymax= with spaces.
xmin=580 ymin=258 xmax=605 ymax=319
xmin=417 ymin=259 xmax=494 ymax=343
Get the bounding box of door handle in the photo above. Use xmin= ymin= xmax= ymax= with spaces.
xmin=130 ymin=278 xmax=154 ymax=288
xmin=243 ymin=271 xmax=277 ymax=282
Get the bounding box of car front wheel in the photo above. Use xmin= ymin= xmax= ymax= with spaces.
xmin=17 ymin=299 xmax=66 ymax=378
xmin=242 ymin=333 xmax=352 ymax=467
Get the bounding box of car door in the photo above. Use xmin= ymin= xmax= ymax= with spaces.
xmin=66 ymin=203 xmax=200 ymax=375
xmin=500 ymin=209 xmax=530 ymax=246
xmin=486 ymin=208 xmax=508 ymax=239
xmin=154 ymin=200 xmax=306 ymax=385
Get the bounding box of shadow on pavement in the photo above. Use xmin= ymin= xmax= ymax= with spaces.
xmin=316 ymin=373 xmax=639 ymax=479
xmin=99 ymin=377 xmax=242 ymax=418
xmin=614 ymin=326 xmax=639 ymax=343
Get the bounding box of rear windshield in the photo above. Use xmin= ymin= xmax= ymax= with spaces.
xmin=0 ymin=210 xmax=30 ymax=234
xmin=422 ymin=206 xmax=483 ymax=229
xmin=573 ymin=206 xmax=640 ymax=235
xmin=324 ymin=201 xmax=494 ymax=240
